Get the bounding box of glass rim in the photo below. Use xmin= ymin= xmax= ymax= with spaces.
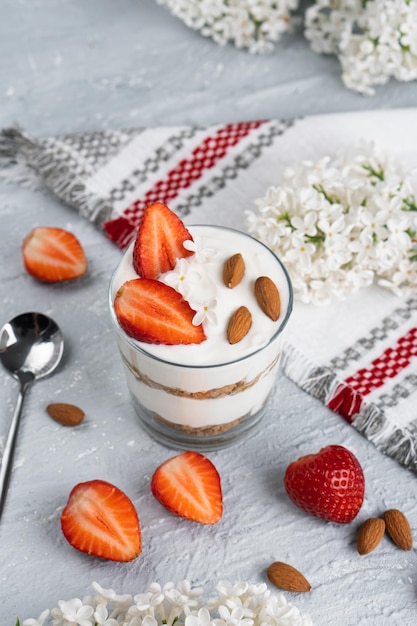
xmin=108 ymin=224 xmax=294 ymax=369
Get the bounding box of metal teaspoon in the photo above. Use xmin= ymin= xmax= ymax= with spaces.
xmin=0 ymin=312 xmax=64 ymax=520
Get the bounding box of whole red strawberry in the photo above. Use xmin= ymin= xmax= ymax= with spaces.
xmin=284 ymin=445 xmax=365 ymax=524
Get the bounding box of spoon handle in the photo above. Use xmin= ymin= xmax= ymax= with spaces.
xmin=0 ymin=381 xmax=30 ymax=520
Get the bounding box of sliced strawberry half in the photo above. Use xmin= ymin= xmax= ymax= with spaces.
xmin=22 ymin=226 xmax=87 ymax=282
xmin=114 ymin=278 xmax=206 ymax=345
xmin=151 ymin=451 xmax=223 ymax=524
xmin=133 ymin=202 xmax=193 ymax=279
xmin=61 ymin=479 xmax=141 ymax=562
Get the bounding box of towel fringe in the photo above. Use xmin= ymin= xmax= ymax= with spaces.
xmin=0 ymin=125 xmax=45 ymax=188
xmin=0 ymin=125 xmax=114 ymax=229
xmin=353 ymin=405 xmax=417 ymax=473
xmin=281 ymin=342 xmax=336 ymax=403
xmin=282 ymin=342 xmax=417 ymax=474
xmin=0 ymin=125 xmax=37 ymax=160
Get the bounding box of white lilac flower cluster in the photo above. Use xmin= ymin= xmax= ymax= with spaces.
xmin=18 ymin=579 xmax=313 ymax=626
xmin=155 ymin=0 xmax=299 ymax=53
xmin=304 ymin=0 xmax=417 ymax=95
xmin=155 ymin=0 xmax=417 ymax=94
xmin=246 ymin=143 xmax=417 ymax=306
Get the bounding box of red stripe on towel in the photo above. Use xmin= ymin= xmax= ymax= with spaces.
xmin=327 ymin=327 xmax=417 ymax=421
xmin=104 ymin=120 xmax=266 ymax=248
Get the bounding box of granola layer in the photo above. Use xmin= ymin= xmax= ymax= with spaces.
xmin=122 ymin=352 xmax=280 ymax=400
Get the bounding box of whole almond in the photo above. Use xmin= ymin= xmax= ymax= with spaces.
xmin=223 ymin=253 xmax=245 ymax=288
xmin=267 ymin=561 xmax=311 ymax=593
xmin=227 ymin=306 xmax=252 ymax=344
xmin=383 ymin=509 xmax=413 ymax=551
xmin=357 ymin=517 xmax=386 ymax=555
xmin=46 ymin=402 xmax=85 ymax=427
xmin=254 ymin=276 xmax=281 ymax=321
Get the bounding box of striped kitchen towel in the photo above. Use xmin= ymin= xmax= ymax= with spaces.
xmin=282 ymin=286 xmax=417 ymax=472
xmin=1 ymin=110 xmax=416 ymax=472
xmin=0 ymin=119 xmax=292 ymax=248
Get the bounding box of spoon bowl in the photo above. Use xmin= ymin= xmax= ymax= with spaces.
xmin=0 ymin=312 xmax=64 ymax=381
xmin=0 ymin=312 xmax=64 ymax=519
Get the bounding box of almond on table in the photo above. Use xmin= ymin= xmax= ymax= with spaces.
xmin=267 ymin=561 xmax=311 ymax=593
xmin=356 ymin=517 xmax=386 ymax=555
xmin=22 ymin=226 xmax=87 ymax=282
xmin=383 ymin=509 xmax=413 ymax=551
xmin=46 ymin=402 xmax=85 ymax=427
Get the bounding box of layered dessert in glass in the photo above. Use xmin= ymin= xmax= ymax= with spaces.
xmin=109 ymin=202 xmax=293 ymax=450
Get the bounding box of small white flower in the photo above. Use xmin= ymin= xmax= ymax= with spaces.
xmin=185 ymin=607 xmax=213 ymax=626
xmin=132 ymin=589 xmax=164 ymax=610
xmin=164 ymin=586 xmax=200 ymax=613
xmin=215 ymin=581 xmax=249 ymax=598
xmin=217 ymin=605 xmax=253 ymax=626
xmin=324 ymin=236 xmax=352 ymax=270
xmin=190 ymin=299 xmax=218 ymax=326
xmin=93 ymin=604 xmax=118 ymax=626
xmin=176 ymin=580 xmax=204 ymax=600
xmin=356 ymin=206 xmax=388 ymax=240
xmin=163 ymin=258 xmax=201 ymax=297
xmin=54 ymin=598 xmax=94 ymax=626
xmin=285 ymin=235 xmax=316 ymax=272
xmin=262 ymin=593 xmax=313 ymax=626
xmin=379 ymin=258 xmax=417 ymax=296
xmin=183 ymin=235 xmax=217 ymax=263
xmin=291 ymin=211 xmax=318 ymax=237
xmin=386 ymin=216 xmax=413 ymax=250
xmin=92 ymin=582 xmax=133 ymax=609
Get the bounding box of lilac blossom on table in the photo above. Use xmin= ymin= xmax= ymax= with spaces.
xmin=246 ymin=141 xmax=417 ymax=305
xmin=20 ymin=580 xmax=313 ymax=626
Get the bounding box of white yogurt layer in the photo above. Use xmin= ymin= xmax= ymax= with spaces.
xmin=109 ymin=225 xmax=293 ymax=433
xmin=111 ymin=225 xmax=292 ymax=366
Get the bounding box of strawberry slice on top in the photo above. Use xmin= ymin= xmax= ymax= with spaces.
xmin=114 ymin=278 xmax=206 ymax=345
xmin=61 ymin=479 xmax=141 ymax=562
xmin=22 ymin=226 xmax=87 ymax=282
xmin=133 ymin=202 xmax=193 ymax=279
xmin=151 ymin=451 xmax=223 ymax=524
